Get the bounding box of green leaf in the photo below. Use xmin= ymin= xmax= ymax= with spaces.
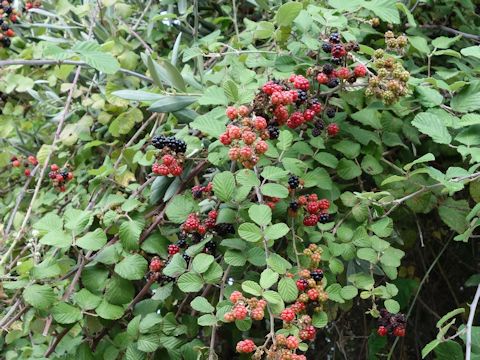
xmin=278 ymin=277 xmax=298 ymax=302
xmin=33 ymin=212 xmax=63 ymax=234
xmin=109 ymin=108 xmax=143 ymax=137
xmin=114 ymin=254 xmax=148 ymax=280
xmin=384 ymin=299 xmax=400 ymax=313
xmin=432 ymin=35 xmax=461 ymax=49
xmin=260 ymin=183 xmax=289 ymax=198
xmin=192 ymin=254 xmax=214 ymax=274
xmin=105 ymin=275 xmax=134 ymax=305
xmin=275 ymin=2 xmax=303 ymax=26
xmin=213 ymin=171 xmax=236 ymax=202
xmin=224 ymin=249 xmax=247 ymax=266
xmin=411 ymin=112 xmax=452 ymax=144
xmin=238 ymin=222 xmax=263 ymax=242
xmin=337 ymin=159 xmax=362 ymax=180
xmin=403 ymin=153 xmax=435 ymax=171
xmin=436 ymin=308 xmax=465 ymax=328
xmin=264 ymin=223 xmax=289 ymax=240
xmin=242 ymin=280 xmax=263 ymax=296
xmin=326 ymin=284 xmax=345 ymax=303
xmin=153 ymin=58 xmax=186 ymax=91
xmin=39 ymin=229 xmax=71 ymax=248
xmin=198 ymin=86 xmax=228 ymax=106
xmin=23 ymin=284 xmax=55 ymax=310
xmin=76 ymin=228 xmax=107 ymax=251
xmin=439 ymin=198 xmax=469 ymax=234
xmin=312 ymin=311 xmax=328 ymax=328
xmin=363 ymin=0 xmax=400 ymax=24
xmin=416 ymin=87 xmax=443 ymax=107
xmin=112 ymin=90 xmax=164 ymax=102
xmin=370 ymin=217 xmax=393 ymax=238
xmin=148 ymin=96 xmax=198 ymax=113
xmin=249 ymin=204 xmax=272 ymax=226
xmin=461 ymin=46 xmax=480 ymax=59
xmin=190 ymin=297 xmax=214 ymax=313
xmin=96 ymin=299 xmax=124 ymax=320
xmin=451 ymin=82 xmax=480 ymax=113
xmin=138 ymin=334 xmax=162 ymax=352
xmin=74 ymin=289 xmax=102 ymax=310
xmin=119 ymin=220 xmax=144 ymax=251
xmin=223 ymin=79 xmax=239 ymax=102
xmin=73 ymin=41 xmax=120 ymax=74
xmin=340 ymin=285 xmax=358 ymax=300
xmin=263 ymin=290 xmax=283 ymax=305
xmin=197 ymin=314 xmax=217 ymax=326
xmin=361 ymin=155 xmax=383 ymax=175
xmin=260 ymin=268 xmax=279 ymax=289
xmin=163 ymin=253 xmax=187 ymax=277
xmin=52 ymin=302 xmax=82 ymax=324
xmin=261 ymin=166 xmax=289 ymax=181
xmin=422 ymin=339 xmax=441 ymax=359
xmin=277 ymin=130 xmax=293 ymax=151
xmin=267 ymin=254 xmax=292 ymax=274
xmin=396 ymin=2 xmax=416 ymax=26
xmin=64 ymin=209 xmax=93 ymax=233
xmin=177 ymin=272 xmax=204 ymax=292
xmin=357 ymin=248 xmax=378 ymax=263
xmin=165 ymin=195 xmax=196 ymax=223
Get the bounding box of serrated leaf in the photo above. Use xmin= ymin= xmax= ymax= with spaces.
xmin=191 ymin=296 xmax=214 ymax=313
xmin=312 ymin=311 xmax=328 ymax=328
xmin=23 ymin=285 xmax=55 ymax=310
xmin=384 ymin=299 xmax=400 ymax=313
xmin=213 ymin=171 xmax=236 ymax=202
xmin=73 ymin=40 xmax=120 ymax=74
xmin=340 ymin=285 xmax=358 ymax=300
xmin=165 ymin=195 xmax=196 ymax=223
xmin=238 ymin=222 xmax=263 ymax=242
xmin=138 ymin=334 xmax=162 ymax=352
xmin=411 ymin=112 xmax=451 ymax=144
xmin=275 ymin=2 xmax=303 ymax=26
xmin=177 ymin=272 xmax=204 ymax=292
xmin=260 ymin=268 xmax=279 ymax=289
xmin=52 ymin=302 xmax=82 ymax=324
xmin=277 ymin=130 xmax=293 ymax=151
xmin=278 ymin=277 xmax=298 ymax=302
xmin=248 ymin=204 xmax=272 ymax=226
xmin=114 ymin=254 xmax=148 ymax=280
xmin=223 ymin=79 xmax=239 ymax=102
xmin=242 ymin=280 xmax=262 ymax=296
xmin=198 ymin=314 xmax=217 ymax=326
xmin=337 ymin=159 xmax=362 ymax=180
xmin=263 ymin=290 xmax=283 ymax=305
xmin=96 ymin=299 xmax=125 ymax=320
xmin=260 ymin=183 xmax=289 ymax=198
xmin=76 ymin=228 xmax=107 ymax=251
xmin=264 ymin=223 xmax=289 ymax=240
xmin=163 ymin=253 xmax=187 ymax=277
xmin=192 ymin=254 xmax=214 ymax=274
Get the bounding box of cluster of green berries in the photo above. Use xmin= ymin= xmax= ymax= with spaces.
xmin=366 ymin=49 xmax=410 ymax=104
xmin=384 ymin=31 xmax=408 ymax=54
xmin=10 ymin=155 xmax=37 ymax=177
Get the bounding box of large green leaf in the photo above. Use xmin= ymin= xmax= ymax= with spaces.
xmin=72 ymin=41 xmax=120 ymax=74
xmin=411 ymin=112 xmax=452 ymax=144
xmin=114 ymin=254 xmax=148 ymax=280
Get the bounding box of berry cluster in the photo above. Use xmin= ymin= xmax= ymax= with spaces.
xmin=320 ymin=32 xmax=359 ymax=63
xmin=224 ymin=291 xmax=267 ymax=323
xmin=236 ymin=339 xmax=256 ymax=354
xmin=10 ymin=155 xmax=37 ymax=177
xmin=288 ymin=194 xmax=332 ymax=226
xmin=264 ymin=334 xmax=307 ymax=360
xmin=48 ymin=164 xmax=74 ymax=192
xmin=366 ymin=49 xmax=409 ymax=104
xmin=377 ymin=309 xmax=406 ymax=337
xmin=0 ymin=0 xmax=19 ymax=48
xmin=25 ymin=1 xmax=42 ymax=11
xmin=191 ymin=182 xmax=213 ymax=199
xmin=384 ymin=31 xmax=408 ymax=54
xmin=221 ymin=105 xmax=269 ymax=168
xmin=151 ymin=135 xmax=187 ymax=176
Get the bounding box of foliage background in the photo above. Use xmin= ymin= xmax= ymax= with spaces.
xmin=1 ymin=0 xmax=480 ymax=359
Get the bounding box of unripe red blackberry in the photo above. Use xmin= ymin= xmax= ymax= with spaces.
xmin=303 ymin=214 xmax=318 ymax=226
xmin=377 ymin=326 xmax=388 ymax=336
xmin=394 ymin=326 xmax=406 ymax=337
xmin=149 ymin=257 xmax=163 ymax=272
xmin=281 ymin=308 xmax=296 ymax=322
xmin=219 ymin=132 xmax=232 ymax=145
xmin=236 ymin=339 xmax=255 ymax=353
xmin=168 ymin=244 xmax=180 ymax=255
xmin=354 ymin=64 xmax=367 ymax=77
xmin=51 ymin=164 xmax=59 ymax=171
xmin=286 ymin=336 xmax=299 ymax=350
xmin=226 ymin=106 xmax=238 ymax=120
xmin=296 ymin=279 xmax=308 ymax=291
xmin=233 ymin=305 xmax=248 ymax=320
xmin=327 ymin=123 xmax=340 ymax=137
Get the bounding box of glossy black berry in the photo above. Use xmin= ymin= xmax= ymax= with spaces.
xmin=312 ymin=127 xmax=322 ymax=137
xmin=215 ymin=223 xmax=235 ymax=236
xmin=319 ymin=213 xmax=330 ymax=224
xmin=331 ymin=57 xmax=342 ymax=65
xmin=322 ymin=42 xmax=332 ymax=53
xmin=1 ymin=23 xmax=9 ymax=31
xmin=182 ymin=254 xmax=191 ymax=262
xmin=314 ymin=120 xmax=324 ymax=130
xmin=322 ymin=63 xmax=334 ymax=75
xmin=288 ymin=175 xmax=299 ymax=189
xmin=158 ymin=275 xmax=175 ymax=284
xmin=60 ymin=170 xmax=69 ymax=180
xmin=191 ymin=232 xmax=203 ymax=243
xmin=268 ymin=125 xmax=280 ymax=140
xmin=177 ymin=238 xmax=187 ymax=248
xmin=310 ymin=269 xmax=324 ymax=281
xmin=152 ymin=135 xmax=187 ymax=153
xmin=329 ymin=32 xmax=341 ymax=44
xmin=289 ymin=201 xmax=299 ymax=211
xmin=296 ymin=90 xmax=308 ymax=105
xmin=327 ymin=78 xmax=340 ymax=88
xmin=326 ymin=108 xmax=336 ymax=118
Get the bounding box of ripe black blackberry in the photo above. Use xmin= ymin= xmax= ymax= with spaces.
xmin=310 ymin=269 xmax=324 ymax=281
xmin=322 ymin=42 xmax=332 ymax=53
xmin=314 ymin=120 xmax=324 ymax=130
xmin=191 ymin=232 xmax=203 ymax=243
xmin=1 ymin=23 xmax=9 ymax=31
xmin=288 ymin=175 xmax=300 ymax=189
xmin=204 ymin=240 xmax=217 ymax=254
xmin=176 ymin=238 xmax=187 ymax=248
xmin=289 ymin=201 xmax=299 ymax=211
xmin=268 ymin=125 xmax=280 ymax=140
xmin=215 ymin=223 xmax=235 ymax=235
xmin=312 ymin=127 xmax=322 ymax=137
xmin=319 ymin=213 xmax=330 ymax=223
xmin=158 ymin=275 xmax=175 ymax=284
xmin=152 ymin=135 xmax=187 ymax=153
xmin=329 ymin=32 xmax=341 ymax=44
xmin=327 ymin=78 xmax=339 ymax=88
xmin=296 ymin=90 xmax=308 ymax=105
xmin=331 ymin=57 xmax=342 ymax=65
xmin=60 ymin=169 xmax=69 ymax=180
xmin=326 ymin=108 xmax=336 ymax=118
xmin=182 ymin=254 xmax=191 ymax=262
xmin=322 ymin=63 xmax=334 ymax=75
